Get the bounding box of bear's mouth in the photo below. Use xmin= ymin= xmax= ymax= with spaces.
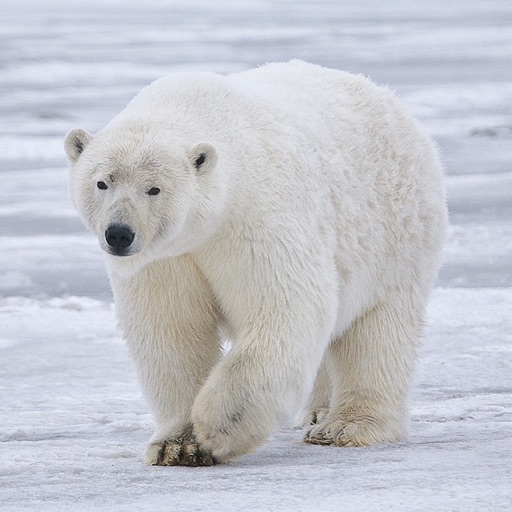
xmin=104 ymin=223 xmax=136 ymax=257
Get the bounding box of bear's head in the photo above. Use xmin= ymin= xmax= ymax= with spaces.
xmin=65 ymin=125 xmax=225 ymax=273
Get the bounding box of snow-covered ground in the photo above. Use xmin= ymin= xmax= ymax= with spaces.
xmin=1 ymin=1 xmax=511 ymax=510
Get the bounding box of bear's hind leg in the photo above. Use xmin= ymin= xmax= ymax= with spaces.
xmin=305 ymin=289 xmax=423 ymax=447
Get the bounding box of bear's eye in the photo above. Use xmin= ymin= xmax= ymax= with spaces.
xmin=97 ymin=181 xmax=108 ymax=190
xmin=147 ymin=187 xmax=161 ymax=196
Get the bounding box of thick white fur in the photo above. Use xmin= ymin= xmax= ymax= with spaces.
xmin=65 ymin=60 xmax=447 ymax=465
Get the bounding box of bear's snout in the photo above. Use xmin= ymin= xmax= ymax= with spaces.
xmin=105 ymin=224 xmax=135 ymax=256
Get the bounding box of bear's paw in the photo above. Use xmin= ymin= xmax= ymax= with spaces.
xmin=303 ymin=414 xmax=404 ymax=447
xmin=144 ymin=435 xmax=217 ymax=467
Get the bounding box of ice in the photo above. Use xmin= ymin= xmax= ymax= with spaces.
xmin=1 ymin=0 xmax=511 ymax=510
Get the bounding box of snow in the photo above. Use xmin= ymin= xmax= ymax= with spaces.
xmin=1 ymin=1 xmax=511 ymax=510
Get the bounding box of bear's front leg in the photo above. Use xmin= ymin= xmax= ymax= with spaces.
xmin=191 ymin=260 xmax=337 ymax=462
xmin=110 ymin=257 xmax=222 ymax=466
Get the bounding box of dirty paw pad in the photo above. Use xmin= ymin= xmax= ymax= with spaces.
xmin=145 ymin=437 xmax=217 ymax=467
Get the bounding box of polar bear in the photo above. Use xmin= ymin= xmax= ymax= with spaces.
xmin=64 ymin=60 xmax=447 ymax=466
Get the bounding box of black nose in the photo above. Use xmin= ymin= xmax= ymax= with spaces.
xmin=105 ymin=224 xmax=135 ymax=254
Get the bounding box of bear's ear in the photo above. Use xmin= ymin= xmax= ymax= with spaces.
xmin=64 ymin=129 xmax=93 ymax=163
xmin=189 ymin=142 xmax=218 ymax=175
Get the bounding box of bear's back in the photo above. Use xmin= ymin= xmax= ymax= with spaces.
xmin=228 ymin=60 xmax=396 ymax=120
xmin=113 ymin=61 xmax=397 ymax=136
